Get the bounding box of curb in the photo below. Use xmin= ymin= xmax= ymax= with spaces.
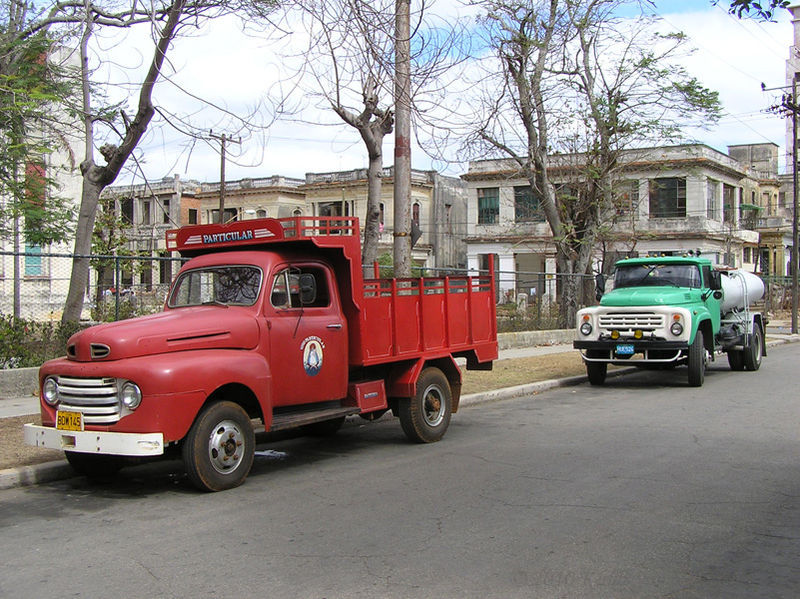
xmin=0 ymin=460 xmax=73 ymax=491
xmin=3 ymin=335 xmax=798 ymax=492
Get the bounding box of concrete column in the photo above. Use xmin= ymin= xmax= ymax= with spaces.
xmin=498 ymin=253 xmax=516 ymax=302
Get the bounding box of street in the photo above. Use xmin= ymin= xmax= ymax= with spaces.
xmin=2 ymin=345 xmax=800 ymax=598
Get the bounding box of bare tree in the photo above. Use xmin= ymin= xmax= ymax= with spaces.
xmin=59 ymin=0 xmax=280 ymax=323
xmin=457 ymin=0 xmax=720 ymax=326
xmin=285 ymin=0 xmax=467 ymax=274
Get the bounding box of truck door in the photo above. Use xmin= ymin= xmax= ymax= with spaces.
xmin=266 ymin=263 xmax=348 ymax=407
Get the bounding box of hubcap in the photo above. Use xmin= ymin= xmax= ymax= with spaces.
xmin=207 ymin=419 xmax=245 ymax=475
xmin=422 ymin=385 xmax=445 ymax=427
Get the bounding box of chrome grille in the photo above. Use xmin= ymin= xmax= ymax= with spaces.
xmin=598 ymin=313 xmax=664 ymax=331
xmin=57 ymin=376 xmax=121 ymax=424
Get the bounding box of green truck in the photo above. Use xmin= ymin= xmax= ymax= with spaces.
xmin=573 ymin=255 xmax=766 ymax=387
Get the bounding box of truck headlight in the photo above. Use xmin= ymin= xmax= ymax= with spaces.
xmin=580 ymin=322 xmax=592 ymax=336
xmin=670 ymin=322 xmax=684 ymax=336
xmin=42 ymin=377 xmax=59 ymax=406
xmin=121 ymin=382 xmax=142 ymax=410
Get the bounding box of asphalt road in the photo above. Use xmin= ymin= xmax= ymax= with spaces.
xmin=2 ymin=345 xmax=799 ymax=599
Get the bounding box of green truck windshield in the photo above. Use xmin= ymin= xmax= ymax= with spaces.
xmin=614 ymin=263 xmax=702 ymax=289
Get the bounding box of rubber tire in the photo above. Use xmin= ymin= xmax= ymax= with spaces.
xmin=586 ymin=362 xmax=607 ymax=386
xmin=743 ymin=324 xmax=763 ymax=372
xmin=399 ymin=367 xmax=452 ymax=443
xmin=727 ymin=349 xmax=745 ymax=371
xmin=65 ymin=451 xmax=124 ymax=480
xmin=183 ymin=401 xmax=255 ymax=492
xmin=687 ymin=330 xmax=705 ymax=387
xmin=303 ymin=416 xmax=346 ymax=436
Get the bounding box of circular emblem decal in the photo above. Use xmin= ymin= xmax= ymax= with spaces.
xmin=301 ymin=336 xmax=324 ymax=376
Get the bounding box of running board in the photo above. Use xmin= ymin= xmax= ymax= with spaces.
xmin=262 ymin=406 xmax=361 ymax=433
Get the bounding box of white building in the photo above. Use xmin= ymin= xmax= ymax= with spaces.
xmin=462 ymin=144 xmax=772 ymax=304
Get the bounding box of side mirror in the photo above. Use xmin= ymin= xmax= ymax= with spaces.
xmin=595 ymin=273 xmax=605 ymax=301
xmin=299 ymin=273 xmax=317 ymax=305
xmin=708 ymin=270 xmax=722 ymax=291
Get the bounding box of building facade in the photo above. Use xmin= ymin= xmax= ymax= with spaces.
xmin=462 ymin=144 xmax=777 ymax=304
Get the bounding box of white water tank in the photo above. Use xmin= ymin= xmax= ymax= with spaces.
xmin=719 ymin=269 xmax=764 ymax=314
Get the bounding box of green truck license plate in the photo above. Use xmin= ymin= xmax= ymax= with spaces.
xmin=616 ymin=344 xmax=635 ymax=356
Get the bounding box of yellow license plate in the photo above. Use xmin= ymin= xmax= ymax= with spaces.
xmin=56 ymin=411 xmax=83 ymax=431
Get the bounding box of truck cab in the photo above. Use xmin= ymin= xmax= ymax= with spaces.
xmin=574 ymin=255 xmax=765 ymax=387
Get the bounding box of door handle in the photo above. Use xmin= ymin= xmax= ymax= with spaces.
xmin=327 ymin=323 xmax=343 ymax=330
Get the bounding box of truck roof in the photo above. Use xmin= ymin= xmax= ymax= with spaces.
xmin=615 ymin=255 xmax=713 ymax=268
xmin=166 ymin=217 xmax=362 ymax=259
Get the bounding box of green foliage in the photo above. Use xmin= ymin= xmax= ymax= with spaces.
xmin=719 ymin=0 xmax=790 ymax=20
xmin=0 ymin=315 xmax=83 ymax=368
xmin=0 ymin=31 xmax=79 ymax=246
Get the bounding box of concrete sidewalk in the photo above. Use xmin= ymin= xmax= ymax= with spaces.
xmin=2 ymin=326 xmax=798 ymax=491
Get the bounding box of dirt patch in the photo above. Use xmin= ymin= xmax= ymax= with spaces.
xmin=0 ymin=350 xmax=590 ymax=471
xmin=1 ymin=414 xmax=64 ymax=470
xmin=462 ymin=352 xmax=586 ymax=395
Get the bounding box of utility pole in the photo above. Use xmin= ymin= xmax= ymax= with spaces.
xmin=793 ymin=74 xmax=798 ymax=334
xmin=393 ymin=0 xmax=412 ymax=278
xmin=765 ymin=78 xmax=799 ymax=333
xmin=210 ymin=131 xmax=241 ymax=223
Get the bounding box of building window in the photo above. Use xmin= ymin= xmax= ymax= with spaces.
xmin=514 ymin=185 xmax=543 ymax=222
xmin=707 ymin=179 xmax=719 ymax=220
xmin=615 ymin=180 xmax=639 ymax=220
xmin=188 ymin=208 xmax=198 ymax=225
xmin=210 ymin=208 xmax=238 ymax=223
xmin=649 ymin=178 xmax=686 ymax=218
xmin=159 ymin=252 xmax=173 ymax=285
xmin=142 ymin=200 xmax=151 ymax=225
xmin=163 ymin=199 xmax=170 ymax=224
xmin=412 ymin=202 xmax=420 ymax=225
xmin=723 ymin=184 xmax=736 ymax=224
xmin=121 ymin=198 xmax=134 ymax=223
xmin=25 ymin=244 xmax=42 ymax=276
xmin=256 ymin=209 xmax=267 ymax=219
xmin=477 ymin=187 xmax=499 ymax=224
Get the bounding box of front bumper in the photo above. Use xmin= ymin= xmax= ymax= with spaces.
xmin=573 ymin=339 xmax=689 ymax=364
xmin=24 ymin=424 xmax=165 ymax=457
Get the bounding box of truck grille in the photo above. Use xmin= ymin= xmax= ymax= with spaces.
xmin=56 ymin=376 xmax=121 ymax=425
xmin=599 ymin=313 xmax=664 ymax=331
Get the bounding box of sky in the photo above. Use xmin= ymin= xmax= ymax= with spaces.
xmin=100 ymin=1 xmax=796 ymax=187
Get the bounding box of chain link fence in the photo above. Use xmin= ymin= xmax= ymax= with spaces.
xmin=0 ymin=252 xmax=791 ymax=368
xmin=0 ymin=250 xmax=186 ymax=322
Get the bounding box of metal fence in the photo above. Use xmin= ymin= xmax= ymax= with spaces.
xmin=0 ymin=250 xmax=186 ymax=322
xmin=1 ymin=251 xmax=791 ymax=326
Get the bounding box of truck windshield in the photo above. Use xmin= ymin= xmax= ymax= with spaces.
xmin=168 ymin=266 xmax=263 ymax=307
xmin=614 ymin=263 xmax=701 ymax=289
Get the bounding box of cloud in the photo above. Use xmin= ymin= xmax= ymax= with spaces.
xmin=97 ymin=3 xmax=796 ymax=184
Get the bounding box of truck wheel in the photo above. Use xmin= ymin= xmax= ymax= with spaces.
xmin=727 ymin=350 xmax=745 ymax=371
xmin=687 ymin=330 xmax=705 ymax=387
xmin=585 ymin=350 xmax=607 ymax=385
xmin=743 ymin=324 xmax=763 ymax=371
xmin=65 ymin=452 xmax=123 ymax=480
xmin=183 ymin=401 xmax=255 ymax=492
xmin=399 ymin=367 xmax=452 ymax=443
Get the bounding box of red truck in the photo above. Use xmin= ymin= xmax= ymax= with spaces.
xmin=24 ymin=217 xmax=497 ymax=491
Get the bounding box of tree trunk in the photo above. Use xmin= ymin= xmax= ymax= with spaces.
xmin=62 ymin=173 xmax=101 ymax=322
xmin=362 ymin=151 xmax=383 ymax=277
xmin=61 ymin=0 xmax=186 ymax=324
